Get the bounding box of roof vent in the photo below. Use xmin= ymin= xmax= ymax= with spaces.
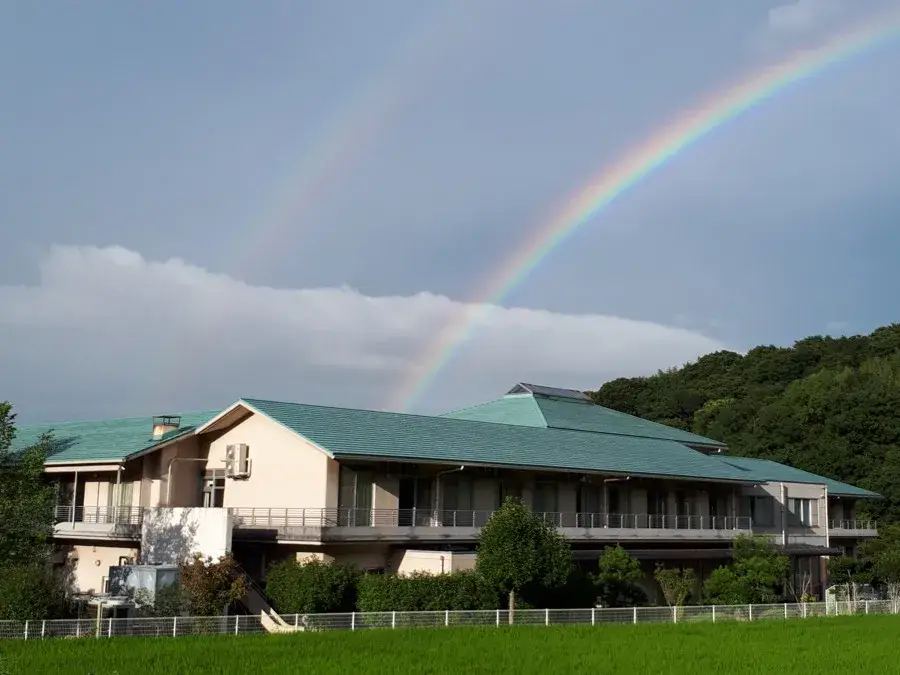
xmin=151 ymin=415 xmax=182 ymax=440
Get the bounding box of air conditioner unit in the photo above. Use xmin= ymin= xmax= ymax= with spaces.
xmin=225 ymin=443 xmax=251 ymax=478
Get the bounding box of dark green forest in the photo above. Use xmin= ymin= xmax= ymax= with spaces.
xmin=588 ymin=324 xmax=900 ymax=524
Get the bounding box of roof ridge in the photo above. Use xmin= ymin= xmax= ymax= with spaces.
xmin=18 ymin=409 xmax=220 ymax=429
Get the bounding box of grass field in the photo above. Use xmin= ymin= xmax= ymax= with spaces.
xmin=0 ymin=616 xmax=896 ymax=674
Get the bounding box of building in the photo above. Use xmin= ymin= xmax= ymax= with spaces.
xmin=17 ymin=383 xmax=878 ymax=604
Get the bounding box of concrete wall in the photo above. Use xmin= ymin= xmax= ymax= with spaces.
xmin=140 ymin=507 xmax=233 ymax=564
xmin=65 ymin=543 xmax=139 ymax=595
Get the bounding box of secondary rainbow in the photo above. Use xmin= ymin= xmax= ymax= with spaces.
xmin=391 ymin=12 xmax=900 ymax=412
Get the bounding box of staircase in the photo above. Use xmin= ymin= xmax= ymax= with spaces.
xmin=234 ymin=564 xmax=302 ymax=633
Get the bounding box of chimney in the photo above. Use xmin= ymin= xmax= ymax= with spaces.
xmin=151 ymin=415 xmax=182 ymax=440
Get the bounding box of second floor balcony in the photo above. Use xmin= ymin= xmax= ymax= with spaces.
xmin=51 ymin=505 xmax=878 ymax=544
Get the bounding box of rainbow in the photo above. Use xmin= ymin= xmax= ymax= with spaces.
xmin=391 ymin=12 xmax=900 ymax=412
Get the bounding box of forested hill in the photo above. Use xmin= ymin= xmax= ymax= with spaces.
xmin=588 ymin=324 xmax=900 ymax=523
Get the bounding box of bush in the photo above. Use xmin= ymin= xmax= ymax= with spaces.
xmin=265 ymin=558 xmax=360 ymax=614
xmin=356 ymin=571 xmax=499 ymax=612
xmin=0 ymin=564 xmax=67 ymax=620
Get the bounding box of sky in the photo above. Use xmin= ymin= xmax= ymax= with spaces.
xmin=2 ymin=0 xmax=900 ymax=423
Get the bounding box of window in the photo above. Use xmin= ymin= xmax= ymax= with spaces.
xmin=788 ymin=498 xmax=815 ymax=527
xmin=743 ymin=496 xmax=775 ymax=527
xmin=533 ymin=482 xmax=558 ymax=514
xmin=202 ymin=469 xmax=226 ymax=508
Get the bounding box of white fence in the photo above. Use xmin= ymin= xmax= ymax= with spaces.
xmin=1 ymin=600 xmax=897 ymax=640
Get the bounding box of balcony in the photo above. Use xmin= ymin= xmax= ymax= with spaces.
xmin=829 ymin=519 xmax=878 ymax=538
xmin=229 ymin=508 xmax=753 ymax=544
xmin=53 ymin=506 xmax=144 ymax=540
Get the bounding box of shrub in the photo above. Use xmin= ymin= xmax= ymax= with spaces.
xmin=356 ymin=571 xmax=499 ymax=612
xmin=593 ymin=546 xmax=647 ymax=608
xmin=265 ymin=557 xmax=360 ymax=614
xmin=0 ymin=564 xmax=67 ymax=620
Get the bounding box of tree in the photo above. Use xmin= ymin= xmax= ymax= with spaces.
xmin=703 ymin=535 xmax=790 ymax=604
xmin=827 ymin=556 xmax=872 ymax=603
xmin=476 ymin=497 xmax=572 ymax=623
xmin=265 ymin=557 xmax=359 ymax=614
xmin=654 ymin=564 xmax=695 ymax=607
xmin=593 ymin=546 xmax=646 ymax=608
xmin=0 ymin=403 xmax=66 ymax=619
xmin=177 ymin=553 xmax=246 ymax=616
xmin=0 ymin=403 xmax=56 ymax=566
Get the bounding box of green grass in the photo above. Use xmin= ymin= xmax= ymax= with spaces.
xmin=1 ymin=616 xmax=897 ymax=674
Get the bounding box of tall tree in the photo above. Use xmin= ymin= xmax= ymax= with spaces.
xmin=0 ymin=402 xmax=56 ymax=566
xmin=476 ymin=497 xmax=572 ymax=623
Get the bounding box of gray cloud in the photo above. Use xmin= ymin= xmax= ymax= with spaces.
xmin=0 ymin=246 xmax=727 ymax=422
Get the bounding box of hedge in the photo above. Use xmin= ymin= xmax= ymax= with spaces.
xmin=265 ymin=558 xmax=360 ymax=614
xmin=356 ymin=571 xmax=499 ymax=612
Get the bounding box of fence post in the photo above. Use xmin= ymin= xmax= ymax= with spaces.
xmin=672 ymin=606 xmax=677 ymax=624
xmin=108 ymin=618 xmax=112 ymax=638
xmin=23 ymin=621 xmax=28 ymax=640
xmin=784 ymin=603 xmax=788 ymax=619
xmin=802 ymin=603 xmax=807 ymax=619
xmin=294 ymin=614 xmax=299 ymax=628
xmin=632 ymin=606 xmax=637 ymax=624
xmin=235 ymin=615 xmax=240 ymax=635
xmin=748 ymin=604 xmax=753 ymax=621
xmin=173 ymin=616 xmax=177 ymax=638
xmin=591 ymin=608 xmax=595 ymax=626
xmin=41 ymin=620 xmax=46 ymax=639
xmin=545 ymin=608 xmax=549 ymax=626
xmin=865 ymin=601 xmax=870 ymax=615
xmin=496 ymin=609 xmax=500 ymax=626
xmin=392 ymin=611 xmax=396 ymax=629
xmin=445 ymin=610 xmax=449 ymax=627
xmin=351 ymin=612 xmax=356 ymax=631
xmin=712 ymin=605 xmax=716 ymax=623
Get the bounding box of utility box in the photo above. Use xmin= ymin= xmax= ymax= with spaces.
xmin=225 ymin=443 xmax=251 ymax=478
xmin=107 ymin=564 xmax=180 ymax=603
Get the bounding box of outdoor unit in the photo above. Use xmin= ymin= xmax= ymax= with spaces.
xmin=224 ymin=443 xmax=251 ymax=478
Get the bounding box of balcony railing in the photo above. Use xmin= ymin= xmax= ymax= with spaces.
xmin=828 ymin=519 xmax=877 ymax=532
xmin=54 ymin=505 xmax=144 ymax=526
xmin=229 ymin=508 xmax=753 ymax=532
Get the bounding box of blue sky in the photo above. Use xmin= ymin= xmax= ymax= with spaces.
xmin=2 ymin=0 xmax=900 ymax=422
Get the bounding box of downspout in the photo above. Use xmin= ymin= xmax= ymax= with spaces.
xmin=780 ymin=482 xmax=787 ymax=546
xmin=71 ymin=470 xmax=79 ymax=527
xmin=434 ymin=466 xmax=465 ymax=526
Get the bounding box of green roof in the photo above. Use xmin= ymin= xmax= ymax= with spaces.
xmin=712 ymin=456 xmax=880 ymax=499
xmin=443 ymin=393 xmax=726 ymax=447
xmin=241 ymin=398 xmax=749 ymax=483
xmin=13 ymin=411 xmax=218 ymax=464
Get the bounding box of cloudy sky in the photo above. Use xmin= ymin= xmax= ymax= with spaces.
xmin=2 ymin=0 xmax=900 ymax=423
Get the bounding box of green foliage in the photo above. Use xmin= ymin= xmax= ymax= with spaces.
xmin=0 ymin=403 xmax=56 ymax=567
xmin=177 ymin=553 xmax=246 ymax=616
xmin=0 ymin=564 xmax=67 ymax=621
xmin=476 ymin=497 xmax=573 ymax=612
xmin=654 ymin=564 xmax=695 ymax=606
xmin=593 ymin=545 xmax=647 ymax=608
xmin=703 ymin=535 xmax=791 ymax=604
xmin=356 ymin=571 xmax=498 ymax=612
xmin=588 ymin=325 xmax=900 ymax=522
xmin=265 ymin=557 xmax=359 ymax=614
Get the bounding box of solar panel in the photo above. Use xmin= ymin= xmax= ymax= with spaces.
xmin=506 ymin=382 xmax=591 ymax=401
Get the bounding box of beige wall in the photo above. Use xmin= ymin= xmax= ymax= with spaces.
xmin=391 ymin=550 xmax=477 ymax=576
xmin=65 ymin=544 xmax=138 ymax=595
xmin=199 ymin=412 xmax=340 ymax=510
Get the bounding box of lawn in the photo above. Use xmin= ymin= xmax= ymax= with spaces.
xmin=0 ymin=616 xmax=895 ymax=674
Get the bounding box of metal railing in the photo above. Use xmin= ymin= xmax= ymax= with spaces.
xmin=829 ymin=519 xmax=877 ymax=531
xmin=229 ymin=508 xmax=754 ymax=532
xmin=1 ymin=600 xmax=896 ymax=640
xmin=49 ymin=506 xmax=871 ymax=535
xmin=53 ymin=505 xmax=144 ymax=526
